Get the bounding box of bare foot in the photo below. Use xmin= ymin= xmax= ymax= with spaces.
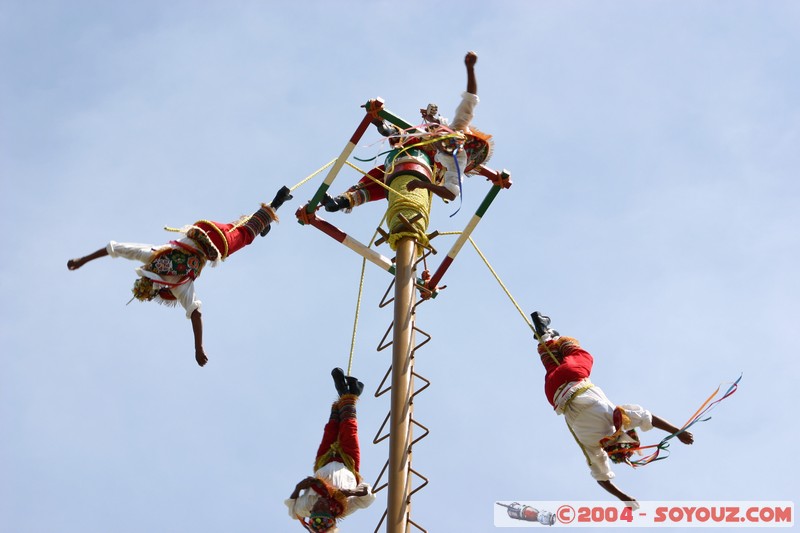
xmin=678 ymin=431 xmax=694 ymax=445
xmin=67 ymin=258 xmax=84 ymax=270
xmin=195 ymin=350 xmax=208 ymax=367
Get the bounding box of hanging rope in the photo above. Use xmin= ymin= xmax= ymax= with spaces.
xmin=436 ymin=231 xmax=559 ymax=364
xmin=346 ymin=216 xmax=387 ymax=376
xmin=163 ymin=161 xmax=332 ymax=235
xmin=443 ymin=233 xmax=535 ymax=334
xmin=347 ymin=258 xmax=367 ymax=376
xmin=305 ymin=156 xmax=421 ymax=373
xmin=290 ymin=158 xmax=337 ymax=191
xmin=317 ymin=138 xmax=471 ymax=372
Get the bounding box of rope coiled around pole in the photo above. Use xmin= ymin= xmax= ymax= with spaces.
xmin=386 ymin=174 xmax=432 ymax=251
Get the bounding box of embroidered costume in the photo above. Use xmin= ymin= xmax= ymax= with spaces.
xmin=535 ymin=318 xmax=654 ymax=482
xmin=321 ymin=103 xmax=491 ymax=214
xmin=68 ymin=186 xmax=292 ymax=366
xmin=111 ymin=188 xmax=291 ymax=316
xmin=286 ymin=369 xmax=375 ymax=532
xmin=320 ymin=52 xmax=491 ymax=215
xmin=424 ymin=91 xmax=491 ymax=200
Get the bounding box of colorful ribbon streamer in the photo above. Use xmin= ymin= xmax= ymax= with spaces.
xmin=629 ymin=373 xmax=742 ymax=467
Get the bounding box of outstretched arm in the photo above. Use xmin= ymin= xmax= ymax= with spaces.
xmin=465 ymin=51 xmax=478 ymax=95
xmin=597 ymin=480 xmax=639 ymax=509
xmin=652 ymin=415 xmax=694 ymax=444
xmin=67 ymin=247 xmax=109 ymax=270
xmin=340 ymin=485 xmax=370 ymax=497
xmin=406 ymin=179 xmax=456 ymax=201
xmin=190 ymin=309 xmax=208 ymax=367
xmin=290 ymin=477 xmax=317 ymax=499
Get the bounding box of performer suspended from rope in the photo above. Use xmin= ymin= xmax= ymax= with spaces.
xmin=66 ymin=186 xmax=293 ymax=367
xmin=319 ymin=51 xmax=492 ymax=217
xmin=286 ymin=368 xmax=376 ymax=532
xmin=530 ymin=312 xmax=694 ymax=509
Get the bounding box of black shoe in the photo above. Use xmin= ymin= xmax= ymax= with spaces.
xmin=321 ymin=194 xmax=336 ymax=211
xmin=373 ymin=119 xmax=400 ymax=138
xmin=322 ymin=193 xmax=350 ymax=213
xmin=331 ymin=367 xmax=348 ymax=396
xmin=270 ymin=186 xmax=293 ymax=210
xmin=345 ymin=375 xmax=364 ymax=397
xmin=531 ymin=311 xmax=556 ymax=339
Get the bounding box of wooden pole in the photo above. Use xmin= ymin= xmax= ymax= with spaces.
xmin=387 ymin=236 xmax=416 ymax=533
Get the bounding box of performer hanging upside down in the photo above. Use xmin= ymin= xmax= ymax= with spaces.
xmin=66 ymin=186 xmax=293 ymax=367
xmin=320 ymin=50 xmax=492 ymax=214
xmin=530 ymin=312 xmax=694 ymax=508
xmin=286 ymin=368 xmax=375 ymax=532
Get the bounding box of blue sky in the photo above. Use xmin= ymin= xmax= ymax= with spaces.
xmin=1 ymin=1 xmax=798 ymax=532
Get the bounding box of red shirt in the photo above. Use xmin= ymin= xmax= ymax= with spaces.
xmin=539 ymin=337 xmax=594 ymax=406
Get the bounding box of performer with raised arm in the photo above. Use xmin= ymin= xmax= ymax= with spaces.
xmin=319 ymin=51 xmax=491 ymax=214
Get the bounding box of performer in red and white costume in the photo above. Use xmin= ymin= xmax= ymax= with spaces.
xmin=414 ymin=50 xmax=485 ymax=202
xmin=286 ymin=368 xmax=375 ymax=532
xmin=531 ymin=312 xmax=694 ymax=508
xmin=319 ymin=51 xmax=491 ymax=213
xmin=66 ymin=186 xmax=292 ymax=367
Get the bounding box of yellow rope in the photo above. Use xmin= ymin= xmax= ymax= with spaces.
xmin=347 ymin=259 xmax=367 ymax=377
xmin=344 ymin=158 xmax=431 ymax=370
xmin=566 ymin=417 xmax=594 ymax=467
xmin=345 ymin=157 xmax=433 ymax=254
xmin=561 ymin=380 xmax=596 ymax=466
xmin=343 ymin=160 xmax=374 ymax=180
xmin=290 ymin=158 xmax=337 ymax=191
xmin=467 ymin=236 xmax=562 ymax=364
xmin=347 ymin=215 xmax=387 ymax=376
xmin=467 ymin=236 xmax=533 ymax=333
xmin=386 ymin=133 xmax=463 ymax=175
xmin=386 ymin=175 xmax=432 ymax=251
xmin=467 ymin=236 xmax=560 ymax=364
xmin=343 ymin=160 xmax=417 ymax=203
xmin=315 ymin=441 xmax=360 ymax=480
xmin=164 ymin=161 xmax=334 ymax=236
xmin=296 ymin=156 xmax=419 ymax=373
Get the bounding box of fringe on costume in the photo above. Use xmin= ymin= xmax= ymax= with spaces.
xmin=308 ymin=478 xmax=350 ymax=518
xmin=462 ymin=127 xmax=494 ymax=173
xmin=164 ymin=225 xmax=222 ymax=266
xmin=313 ymin=441 xmax=363 ymax=485
xmin=229 ymin=203 xmax=280 ymax=230
xmin=152 ymin=293 xmax=180 ymax=308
